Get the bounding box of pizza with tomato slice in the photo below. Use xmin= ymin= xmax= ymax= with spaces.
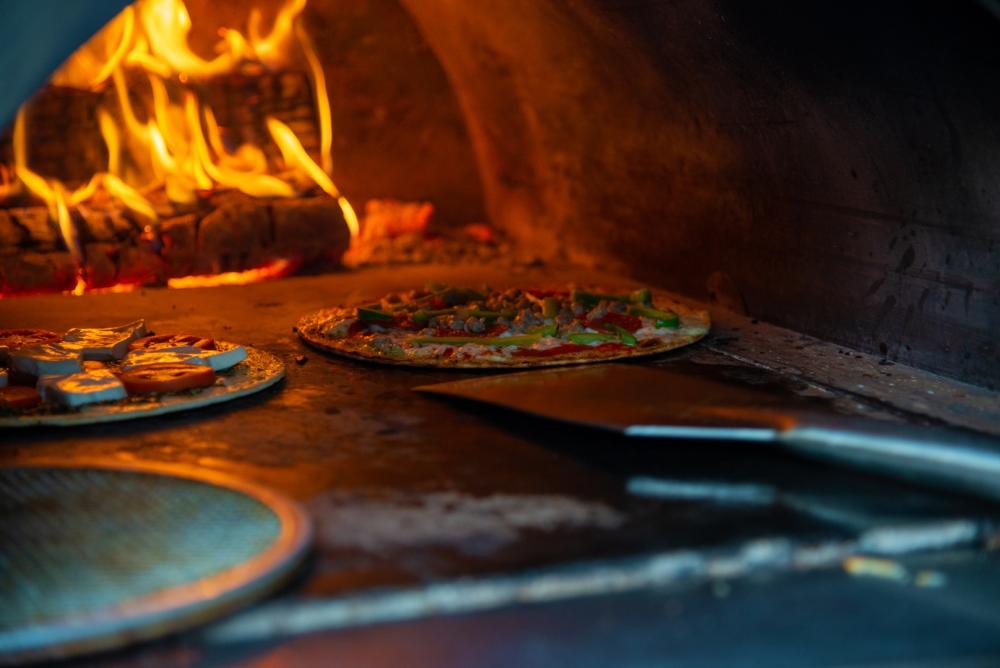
xmin=297 ymin=284 xmax=710 ymax=368
xmin=0 ymin=322 xmax=284 ymax=427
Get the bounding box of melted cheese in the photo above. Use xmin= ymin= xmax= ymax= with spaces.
xmin=62 ymin=320 xmax=148 ymax=361
xmin=10 ymin=344 xmax=83 ymax=376
xmin=37 ymin=369 xmax=127 ymax=407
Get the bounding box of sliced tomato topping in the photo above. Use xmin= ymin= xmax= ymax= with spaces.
xmin=130 ymin=334 xmax=216 ymax=351
xmin=587 ymin=312 xmax=643 ymax=333
xmin=118 ymin=363 xmax=216 ymax=394
xmin=0 ymin=328 xmax=62 ymax=351
xmin=513 ymin=342 xmax=627 ymax=357
xmin=0 ymin=386 xmax=42 ymax=409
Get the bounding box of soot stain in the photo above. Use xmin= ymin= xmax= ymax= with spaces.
xmin=895 ymin=245 xmax=916 ymax=272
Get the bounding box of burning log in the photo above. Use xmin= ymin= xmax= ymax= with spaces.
xmin=0 ymin=251 xmax=78 ymax=293
xmin=0 ymin=65 xmax=348 ymax=295
xmin=0 ymin=193 xmax=348 ymax=294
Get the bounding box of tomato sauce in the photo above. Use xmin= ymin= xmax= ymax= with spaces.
xmin=587 ymin=312 xmax=642 ymax=332
xmin=513 ymin=342 xmax=627 ymax=357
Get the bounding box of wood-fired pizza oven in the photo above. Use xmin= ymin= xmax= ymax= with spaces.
xmin=2 ymin=2 xmax=1000 ymax=666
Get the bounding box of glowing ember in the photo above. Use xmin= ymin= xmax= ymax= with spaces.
xmin=65 ymin=281 xmax=140 ymax=296
xmin=166 ymin=258 xmax=296 ymax=289
xmin=2 ymin=0 xmax=356 ymax=295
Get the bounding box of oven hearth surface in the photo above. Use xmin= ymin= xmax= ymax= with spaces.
xmin=3 ymin=264 xmax=1000 ymax=666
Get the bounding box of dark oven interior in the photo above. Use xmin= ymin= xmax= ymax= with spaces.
xmin=2 ymin=1 xmax=1000 ymax=666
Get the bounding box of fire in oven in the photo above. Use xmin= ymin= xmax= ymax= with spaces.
xmin=1 ymin=0 xmax=1000 ymax=665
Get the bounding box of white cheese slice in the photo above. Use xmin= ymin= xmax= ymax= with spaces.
xmin=0 ymin=370 xmax=7 ymax=388
xmin=61 ymin=319 xmax=148 ymax=361
xmin=120 ymin=345 xmax=246 ymax=372
xmin=198 ymin=345 xmax=247 ymax=371
xmin=37 ymin=369 xmax=127 ymax=408
xmin=121 ymin=349 xmax=213 ymax=371
xmin=10 ymin=344 xmax=83 ymax=377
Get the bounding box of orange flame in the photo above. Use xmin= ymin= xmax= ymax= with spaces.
xmin=138 ymin=0 xmax=246 ymax=78
xmin=295 ymin=20 xmax=332 ymax=175
xmin=249 ymin=0 xmax=308 ymax=68
xmin=267 ymin=116 xmax=359 ymax=238
xmin=2 ymin=0 xmax=356 ymax=295
xmin=92 ymin=6 xmax=137 ymax=88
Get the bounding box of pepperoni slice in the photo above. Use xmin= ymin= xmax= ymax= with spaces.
xmin=0 ymin=329 xmax=62 ymax=351
xmin=118 ymin=363 xmax=216 ymax=394
xmin=130 ymin=334 xmax=216 ymax=351
xmin=0 ymin=386 xmax=42 ymax=409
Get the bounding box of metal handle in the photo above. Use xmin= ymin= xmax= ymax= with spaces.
xmin=780 ymin=416 xmax=1000 ymax=501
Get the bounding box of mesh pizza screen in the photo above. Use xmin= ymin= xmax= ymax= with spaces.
xmin=0 ymin=466 xmax=309 ymax=661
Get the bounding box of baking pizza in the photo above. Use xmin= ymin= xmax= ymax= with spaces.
xmin=0 ymin=321 xmax=284 ymax=427
xmin=297 ymin=284 xmax=710 ymax=368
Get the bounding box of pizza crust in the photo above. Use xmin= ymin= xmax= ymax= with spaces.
xmin=0 ymin=344 xmax=285 ymax=427
xmin=297 ymin=289 xmax=710 ymax=369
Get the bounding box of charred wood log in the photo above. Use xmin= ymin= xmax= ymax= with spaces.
xmin=0 ymin=193 xmax=349 ymax=294
xmin=0 ymin=67 xmax=342 ymax=294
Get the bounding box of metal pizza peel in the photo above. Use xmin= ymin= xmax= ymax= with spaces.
xmin=415 ymin=364 xmax=1000 ymax=501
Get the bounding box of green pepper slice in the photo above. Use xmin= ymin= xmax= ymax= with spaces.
xmin=628 ymin=305 xmax=679 ymax=328
xmin=605 ymin=323 xmax=638 ymax=345
xmin=357 ymin=307 xmax=395 ymax=321
xmin=566 ymin=332 xmax=620 ymax=345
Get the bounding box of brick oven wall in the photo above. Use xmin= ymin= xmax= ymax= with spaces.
xmin=401 ymin=0 xmax=1000 ymax=387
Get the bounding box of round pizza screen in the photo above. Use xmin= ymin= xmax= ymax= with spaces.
xmin=298 ymin=285 xmax=710 ymax=368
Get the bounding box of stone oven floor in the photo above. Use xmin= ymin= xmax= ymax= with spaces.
xmin=3 ymin=265 xmax=1000 ymax=667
